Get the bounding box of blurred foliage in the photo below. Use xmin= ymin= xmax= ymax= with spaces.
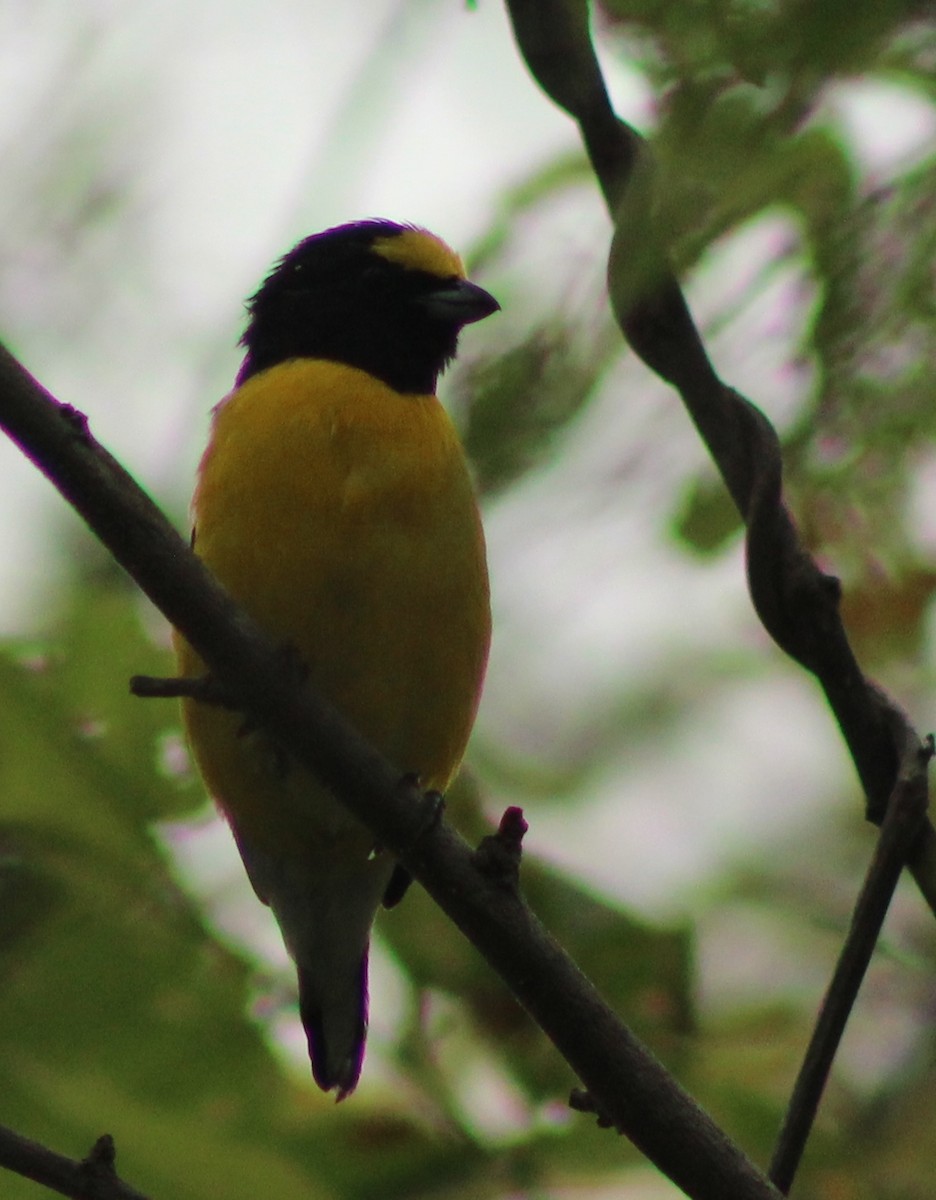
xmin=618 ymin=0 xmax=936 ymax=684
xmin=2 ymin=1 xmax=936 ymax=1199
xmin=602 ymin=0 xmax=936 ymax=593
xmin=454 ymin=322 xmax=620 ymax=498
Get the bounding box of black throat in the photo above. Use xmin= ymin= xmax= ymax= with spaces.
xmin=236 ymin=242 xmax=464 ymax=394
xmin=236 ymin=303 xmax=459 ymax=394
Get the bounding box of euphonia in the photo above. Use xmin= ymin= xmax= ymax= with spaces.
xmin=174 ymin=220 xmax=497 ymax=1099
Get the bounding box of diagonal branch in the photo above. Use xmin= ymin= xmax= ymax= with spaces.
xmin=0 ymin=349 xmax=785 ymax=1198
xmin=503 ymin=0 xmax=935 ymax=904
xmin=769 ymin=730 xmax=932 ymax=1192
xmin=0 ymin=1125 xmax=150 ymax=1200
xmin=504 ymin=0 xmax=933 ymax=1190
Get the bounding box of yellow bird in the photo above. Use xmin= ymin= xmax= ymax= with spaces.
xmin=174 ymin=220 xmax=497 ymax=1098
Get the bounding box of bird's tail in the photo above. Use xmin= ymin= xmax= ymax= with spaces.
xmin=298 ymin=951 xmax=368 ymax=1099
xmin=284 ymin=860 xmax=393 ymax=1099
xmin=235 ymin=835 xmax=392 ymax=1100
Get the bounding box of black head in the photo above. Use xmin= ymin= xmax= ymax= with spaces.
xmin=237 ymin=219 xmax=499 ymax=394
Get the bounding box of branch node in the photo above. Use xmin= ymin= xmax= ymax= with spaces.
xmin=60 ymin=403 xmax=91 ymax=439
xmin=569 ymin=1087 xmax=620 ymax=1131
xmin=473 ymin=806 xmax=528 ymax=885
xmin=129 ymin=673 xmax=237 ymax=709
xmin=397 ymin=779 xmax=446 ymax=849
xmin=79 ymin=1133 xmax=118 ymax=1185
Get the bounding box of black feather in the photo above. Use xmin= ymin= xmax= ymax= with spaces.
xmin=238 ymin=220 xmax=480 ymax=393
xmin=298 ymin=955 xmax=368 ymax=1101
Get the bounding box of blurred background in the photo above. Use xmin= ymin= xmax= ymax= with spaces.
xmin=1 ymin=1 xmax=935 ymax=1196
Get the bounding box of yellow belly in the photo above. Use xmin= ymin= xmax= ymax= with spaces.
xmin=175 ymin=359 xmax=490 ymax=865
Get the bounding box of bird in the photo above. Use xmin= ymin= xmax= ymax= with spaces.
xmin=174 ymin=219 xmax=497 ymax=1099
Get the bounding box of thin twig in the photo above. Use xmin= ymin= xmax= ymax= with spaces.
xmin=0 ymin=1124 xmax=150 ymax=1200
xmin=129 ymin=672 xmax=237 ymax=706
xmin=768 ymin=731 xmax=933 ymax=1193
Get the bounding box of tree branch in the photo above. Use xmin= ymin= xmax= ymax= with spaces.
xmin=0 ymin=1125 xmax=150 ymax=1200
xmin=503 ymin=0 xmax=935 ymax=902
xmin=769 ymin=731 xmax=933 ymax=1193
xmin=503 ymin=0 xmax=934 ymax=1189
xmin=0 ymin=350 xmax=783 ymax=1197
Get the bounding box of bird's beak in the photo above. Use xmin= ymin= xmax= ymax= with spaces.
xmin=421 ymin=278 xmax=501 ymax=326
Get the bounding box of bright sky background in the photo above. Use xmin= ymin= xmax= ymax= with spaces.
xmin=2 ymin=1 xmax=935 ymax=1054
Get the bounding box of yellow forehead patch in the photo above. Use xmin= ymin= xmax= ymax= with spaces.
xmin=372 ymin=228 xmax=465 ymax=280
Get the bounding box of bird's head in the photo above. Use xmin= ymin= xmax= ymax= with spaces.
xmin=238 ymin=219 xmax=499 ymax=393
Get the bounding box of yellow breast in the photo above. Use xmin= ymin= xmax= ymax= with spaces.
xmin=175 ymin=359 xmax=490 ymax=860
